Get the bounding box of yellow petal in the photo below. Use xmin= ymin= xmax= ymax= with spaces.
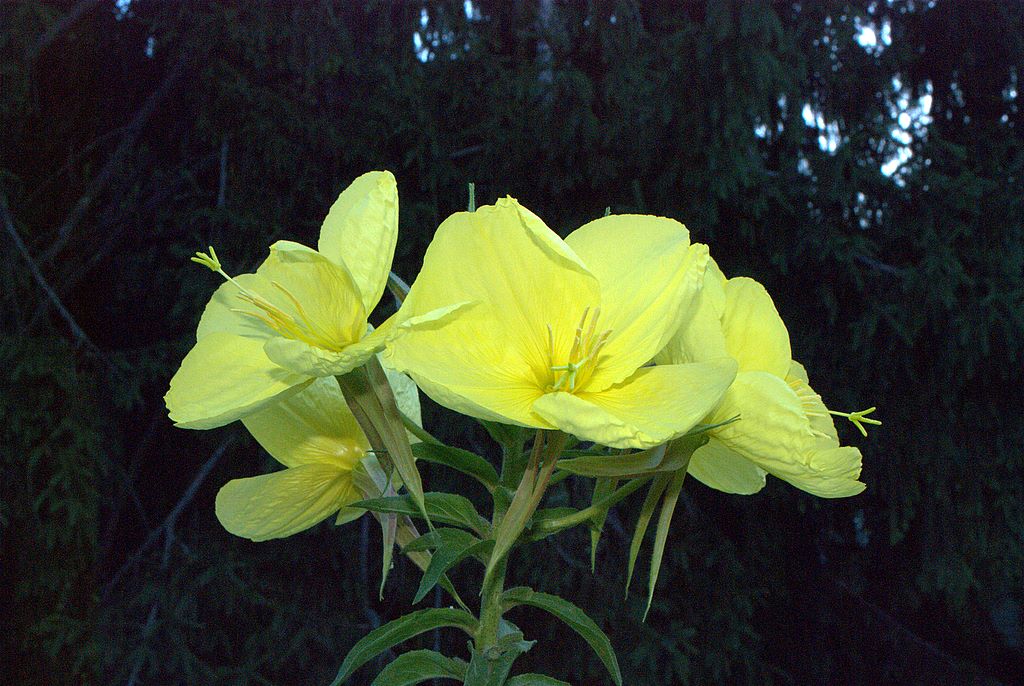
xmin=398 ymin=198 xmax=600 ymax=384
xmin=388 ymin=308 xmax=548 ymax=427
xmin=317 ymin=171 xmax=398 ymax=314
xmin=241 ymin=376 xmax=368 ymax=469
xmin=655 ymin=252 xmax=728 ymax=365
xmin=720 ymin=277 xmax=791 ymax=377
xmin=165 ymin=331 xmax=312 ymax=429
xmin=565 ymin=216 xmax=705 ymax=390
xmin=687 ymin=439 xmax=766 ymax=495
xmin=263 ymin=334 xmax=377 ymax=377
xmin=532 ymin=359 xmax=737 ymax=449
xmin=215 ymin=463 xmax=357 ymax=541
xmin=196 ymin=273 xmax=275 ymax=341
xmin=256 ymin=241 xmax=367 ymax=349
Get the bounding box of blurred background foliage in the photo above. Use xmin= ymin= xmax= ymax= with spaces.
xmin=1 ymin=0 xmax=1022 ymax=684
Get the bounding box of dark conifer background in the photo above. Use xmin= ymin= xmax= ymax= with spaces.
xmin=1 ymin=1 xmax=1022 ymax=684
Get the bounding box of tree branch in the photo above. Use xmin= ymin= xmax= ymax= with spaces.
xmin=0 ymin=190 xmax=101 ymax=355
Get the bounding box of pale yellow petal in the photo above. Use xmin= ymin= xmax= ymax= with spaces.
xmin=241 ymin=376 xmax=367 ymax=469
xmin=399 ymin=198 xmax=600 ymax=384
xmin=263 ymin=334 xmax=377 ymax=377
xmin=165 ymin=332 xmax=312 ymax=429
xmin=720 ymin=277 xmax=791 ymax=377
xmin=196 ymin=273 xmax=276 ymax=341
xmin=256 ymin=241 xmax=367 ymax=349
xmin=388 ymin=307 xmax=548 ymax=427
xmin=565 ymin=216 xmax=703 ymax=389
xmin=687 ymin=439 xmax=766 ymax=495
xmin=655 ymin=253 xmax=728 ymax=365
xmin=317 ymin=171 xmax=398 ymax=313
xmin=215 ymin=463 xmax=356 ymax=541
xmin=532 ymin=359 xmax=737 ymax=449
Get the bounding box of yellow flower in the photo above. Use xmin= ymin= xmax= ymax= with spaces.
xmin=656 ymin=261 xmax=869 ymax=497
xmin=384 ymin=198 xmax=737 ymax=449
xmin=215 ymin=368 xmax=422 ymax=541
xmin=165 ymin=171 xmax=461 ymax=430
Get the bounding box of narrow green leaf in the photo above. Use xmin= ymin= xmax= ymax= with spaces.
xmin=370 ymin=650 xmax=466 ymax=685
xmin=589 ymin=478 xmax=618 ymax=572
xmin=501 ymin=587 xmax=622 ymax=686
xmin=353 ymin=493 xmax=489 ymax=536
xmin=644 ymin=468 xmax=687 ymax=621
xmin=506 ymin=675 xmax=571 ymax=686
xmin=557 ymin=433 xmax=708 ymax=479
xmin=626 ymin=473 xmax=672 ymax=596
xmin=379 ymin=510 xmax=397 ymax=600
xmin=329 ymin=608 xmax=477 ymax=686
xmin=409 ymin=528 xmax=493 ymax=604
xmin=412 ymin=442 xmax=499 ymax=491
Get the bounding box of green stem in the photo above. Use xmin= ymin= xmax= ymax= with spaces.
xmin=475 ymin=554 xmax=508 ymax=652
xmin=400 ymin=410 xmax=441 ymax=445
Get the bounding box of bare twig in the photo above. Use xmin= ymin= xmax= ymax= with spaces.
xmin=855 ymin=253 xmax=904 ymax=278
xmin=40 ymin=50 xmax=188 ymax=262
xmin=102 ymin=438 xmax=231 ymax=600
xmin=0 ymin=190 xmax=101 ymax=355
xmin=217 ymin=137 xmax=228 ymax=209
xmin=28 ymin=0 xmax=107 ymax=60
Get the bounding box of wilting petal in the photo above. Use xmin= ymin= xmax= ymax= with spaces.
xmin=264 ymin=335 xmax=377 ymax=377
xmin=687 ymin=439 xmax=766 ymax=495
xmin=787 ymin=360 xmax=839 ymax=442
xmin=241 ymin=376 xmax=367 ymax=469
xmin=166 ymin=332 xmax=312 ymax=429
xmin=317 ymin=171 xmax=398 ymax=314
xmin=780 ymin=445 xmax=865 ymax=498
xmin=565 ymin=215 xmax=705 ymax=390
xmin=720 ymin=278 xmax=792 ymax=377
xmin=532 ymin=359 xmax=737 ymax=449
xmin=215 ymin=463 xmax=357 ymax=541
xmin=711 ymin=371 xmax=814 ymax=469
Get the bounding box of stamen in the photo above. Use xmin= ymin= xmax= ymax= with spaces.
xmin=828 ymin=407 xmax=881 ymax=437
xmin=546 ymin=307 xmax=613 ymax=393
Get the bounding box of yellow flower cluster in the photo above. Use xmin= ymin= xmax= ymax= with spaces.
xmin=165 ymin=171 xmax=870 ymax=542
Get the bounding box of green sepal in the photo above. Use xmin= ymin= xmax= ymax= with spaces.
xmin=589 ymin=478 xmax=618 ymax=572
xmin=643 ymin=468 xmax=687 ymax=621
xmin=501 ymin=587 xmax=622 ymax=686
xmin=412 ymin=442 xmax=499 ymax=492
xmin=353 ymin=493 xmax=490 ymax=537
xmin=625 ymin=473 xmax=672 ymax=597
xmin=370 ymin=650 xmax=467 ymax=685
xmin=337 ymin=360 xmax=430 ymax=529
xmin=329 ymin=608 xmax=478 ymax=686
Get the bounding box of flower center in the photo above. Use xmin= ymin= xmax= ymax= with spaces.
xmin=192 ymin=246 xmax=344 ymax=351
xmin=546 ymin=307 xmax=612 ymax=393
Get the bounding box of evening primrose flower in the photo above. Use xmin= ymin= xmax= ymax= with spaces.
xmin=656 ymin=262 xmax=870 ymax=497
xmin=165 ymin=171 xmax=461 ymax=430
xmin=384 ymin=198 xmax=737 ymax=449
xmin=216 ymin=368 xmax=422 ymax=541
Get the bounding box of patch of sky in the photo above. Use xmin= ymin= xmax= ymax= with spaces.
xmin=114 ymin=0 xmax=132 ymax=20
